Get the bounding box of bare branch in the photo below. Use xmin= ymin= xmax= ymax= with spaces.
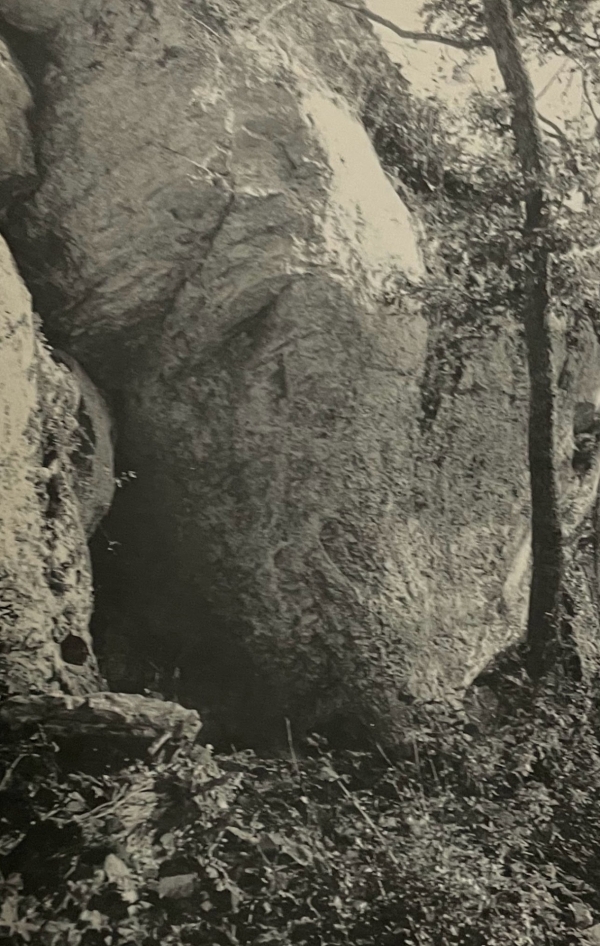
xmin=536 ymin=113 xmax=565 ymax=140
xmin=535 ymin=61 xmax=567 ymax=102
xmin=326 ymin=0 xmax=490 ymax=52
xmin=537 ymin=112 xmax=580 ymax=173
xmin=537 ymin=112 xmax=568 ymax=144
xmin=582 ymin=69 xmax=600 ymax=124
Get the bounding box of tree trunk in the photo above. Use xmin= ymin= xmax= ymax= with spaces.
xmin=482 ymin=0 xmax=564 ymax=679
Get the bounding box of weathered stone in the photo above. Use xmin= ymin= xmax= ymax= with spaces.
xmin=0 ymin=235 xmax=102 ymax=696
xmin=0 ymin=38 xmax=36 ymax=208
xmin=0 ymin=0 xmax=78 ymax=33
xmin=0 ymin=692 xmax=202 ymax=743
xmin=584 ymin=922 xmax=600 ymax=945
xmin=3 ymin=0 xmax=600 ymax=739
xmin=52 ymin=350 xmax=115 ymax=537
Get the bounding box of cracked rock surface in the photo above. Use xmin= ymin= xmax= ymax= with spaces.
xmin=0 ymin=235 xmax=108 ymax=696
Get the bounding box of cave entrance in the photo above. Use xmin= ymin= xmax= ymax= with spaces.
xmin=89 ymin=462 xmax=282 ymax=752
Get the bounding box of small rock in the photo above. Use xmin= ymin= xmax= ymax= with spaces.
xmin=585 ymin=924 xmax=600 ymax=944
xmin=158 ymin=873 xmax=197 ymax=900
xmin=104 ymin=853 xmax=138 ymax=904
xmin=571 ymin=901 xmax=594 ymax=930
xmin=104 ymin=854 xmax=130 ymax=885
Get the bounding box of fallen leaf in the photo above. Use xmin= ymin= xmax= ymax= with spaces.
xmin=226 ymin=825 xmax=259 ymax=843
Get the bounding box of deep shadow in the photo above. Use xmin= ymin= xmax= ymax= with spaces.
xmin=89 ymin=469 xmax=285 ymax=753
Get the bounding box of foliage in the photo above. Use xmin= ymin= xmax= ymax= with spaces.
xmin=3 ymin=678 xmax=600 ymax=945
xmin=362 ymin=15 xmax=600 ymax=437
xmin=421 ymin=0 xmax=600 ymax=62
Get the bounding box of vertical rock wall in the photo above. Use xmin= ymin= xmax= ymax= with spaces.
xmin=0 ymin=236 xmax=109 ymax=695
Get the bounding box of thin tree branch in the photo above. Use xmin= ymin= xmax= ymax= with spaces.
xmin=582 ymin=70 xmax=600 ymax=124
xmin=326 ymin=0 xmax=490 ymax=51
xmin=535 ymin=61 xmax=567 ymax=102
xmin=536 ymin=113 xmax=580 ymax=175
xmin=536 ymin=112 xmax=575 ymax=154
xmin=537 ymin=112 xmax=565 ymax=140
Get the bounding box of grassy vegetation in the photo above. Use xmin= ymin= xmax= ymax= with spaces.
xmin=3 ymin=665 xmax=600 ymax=945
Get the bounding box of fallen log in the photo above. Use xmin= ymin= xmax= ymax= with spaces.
xmin=0 ymin=692 xmax=202 ymax=744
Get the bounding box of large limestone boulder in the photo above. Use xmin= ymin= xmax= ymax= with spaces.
xmin=2 ymin=0 xmax=599 ymax=738
xmin=0 ymin=236 xmax=111 ymax=697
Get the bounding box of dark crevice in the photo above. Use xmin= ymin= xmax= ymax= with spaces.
xmin=0 ymin=16 xmax=57 ymax=182
xmin=47 ymin=569 xmax=67 ymax=594
xmin=573 ymin=432 xmax=600 ymax=479
xmin=77 ymin=402 xmax=97 ymax=452
xmin=60 ymin=634 xmax=90 ymax=666
xmin=44 ymin=475 xmax=62 ymax=520
xmin=0 ymin=17 xmax=74 ymax=326
xmin=70 ymin=401 xmax=97 ymax=478
xmin=42 ymin=445 xmax=58 ymax=469
xmin=2 ymin=224 xmax=75 ymax=338
xmin=224 ymin=302 xmax=272 ymax=342
xmin=88 ymin=424 xmax=284 ymax=752
xmin=0 ymin=22 xmax=49 ymax=217
xmin=0 ymin=18 xmax=53 ymax=93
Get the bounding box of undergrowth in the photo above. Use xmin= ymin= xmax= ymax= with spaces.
xmin=3 ymin=676 xmax=600 ymax=944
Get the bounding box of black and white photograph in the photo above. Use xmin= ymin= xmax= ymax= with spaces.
xmin=2 ymin=1 xmax=600 ymax=943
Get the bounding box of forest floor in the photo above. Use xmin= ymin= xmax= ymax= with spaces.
xmin=2 ymin=669 xmax=600 ymax=946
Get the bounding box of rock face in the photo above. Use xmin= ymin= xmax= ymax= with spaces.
xmin=51 ymin=349 xmax=115 ymax=538
xmin=0 ymin=235 xmax=112 ymax=696
xmin=1 ymin=0 xmax=600 ymax=738
xmin=0 ymin=36 xmax=36 ymax=208
xmin=0 ymin=0 xmax=78 ymax=33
